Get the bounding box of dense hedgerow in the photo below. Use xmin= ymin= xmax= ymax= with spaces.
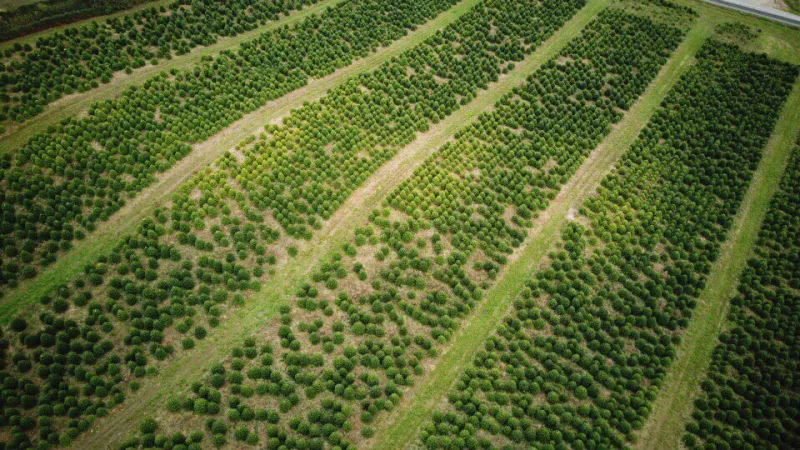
xmin=0 ymin=0 xmax=318 ymax=123
xmin=0 ymin=0 xmax=590 ymax=447
xmin=0 ymin=0 xmax=150 ymax=42
xmin=112 ymin=8 xmax=687 ymax=449
xmin=0 ymin=0 xmax=462 ymax=291
xmin=418 ymin=42 xmax=798 ymax=449
xmin=683 ymin=143 xmax=800 ymax=450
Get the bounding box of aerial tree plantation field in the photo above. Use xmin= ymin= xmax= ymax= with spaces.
xmin=0 ymin=0 xmax=798 ymax=449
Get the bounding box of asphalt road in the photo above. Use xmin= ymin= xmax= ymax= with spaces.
xmin=703 ymin=0 xmax=800 ymax=27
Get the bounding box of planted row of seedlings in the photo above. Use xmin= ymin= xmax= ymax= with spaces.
xmin=0 ymin=0 xmax=319 ymax=123
xmin=417 ymin=42 xmax=798 ymax=449
xmin=114 ymin=8 xmax=689 ymax=449
xmin=0 ymin=0 xmax=463 ymax=291
xmin=0 ymin=0 xmax=590 ymax=447
xmin=683 ymin=142 xmax=800 ymax=450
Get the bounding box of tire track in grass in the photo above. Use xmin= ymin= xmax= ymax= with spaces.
xmin=369 ymin=19 xmax=714 ymax=450
xmin=0 ymin=0 xmax=346 ymax=153
xmin=0 ymin=0 xmax=484 ymax=323
xmin=73 ymin=2 xmax=610 ymax=447
xmin=634 ymin=75 xmax=800 ymax=450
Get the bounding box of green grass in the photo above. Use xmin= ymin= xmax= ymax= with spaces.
xmin=0 ymin=0 xmax=38 ymax=8
xmin=368 ymin=16 xmax=714 ymax=450
xmin=68 ymin=3 xmax=629 ymax=446
xmin=0 ymin=0 xmax=43 ymax=11
xmin=0 ymin=0 xmax=486 ymax=324
xmin=634 ymin=75 xmax=800 ymax=450
xmin=0 ymin=0 xmax=345 ymax=153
